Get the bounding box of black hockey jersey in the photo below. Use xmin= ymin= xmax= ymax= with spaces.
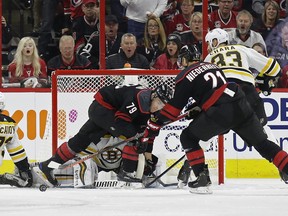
xmin=94 ymin=85 xmax=153 ymax=128
xmin=158 ymin=62 xmax=228 ymax=122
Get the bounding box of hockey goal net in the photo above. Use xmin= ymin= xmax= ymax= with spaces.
xmin=51 ymin=69 xmax=224 ymax=185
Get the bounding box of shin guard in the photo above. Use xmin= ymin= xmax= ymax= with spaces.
xmin=273 ymin=150 xmax=288 ymax=173
xmin=185 ymin=148 xmax=205 ymax=177
xmin=54 ymin=142 xmax=76 ymax=164
xmin=122 ymin=145 xmax=139 ymax=172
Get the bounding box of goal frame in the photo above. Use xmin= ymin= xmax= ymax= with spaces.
xmin=51 ymin=69 xmax=224 ymax=184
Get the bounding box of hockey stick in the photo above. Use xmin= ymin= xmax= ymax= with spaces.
xmin=145 ymin=155 xmax=185 ymax=188
xmin=149 ymin=173 xmax=178 ymax=187
xmin=40 ymin=112 xmax=189 ymax=171
xmin=55 ymin=132 xmax=145 ymax=170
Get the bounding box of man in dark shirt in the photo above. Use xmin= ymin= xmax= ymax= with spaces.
xmin=47 ymin=35 xmax=91 ymax=77
xmin=106 ymin=33 xmax=150 ymax=69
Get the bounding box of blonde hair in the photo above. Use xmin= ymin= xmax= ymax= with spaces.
xmin=13 ymin=37 xmax=41 ymax=77
xmin=262 ymin=0 xmax=280 ymax=24
xmin=144 ymin=17 xmax=166 ymax=51
xmin=189 ymin=11 xmax=203 ymax=26
xmin=59 ymin=35 xmax=75 ymax=49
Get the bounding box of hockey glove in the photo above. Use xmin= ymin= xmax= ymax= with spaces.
xmin=186 ymin=106 xmax=202 ymax=120
xmin=255 ymin=74 xmax=275 ymax=96
xmin=143 ymin=119 xmax=161 ymax=138
xmin=133 ymin=138 xmax=149 ymax=154
xmin=19 ymin=168 xmax=33 ymax=187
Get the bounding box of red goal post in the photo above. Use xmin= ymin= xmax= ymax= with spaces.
xmin=51 ymin=69 xmax=224 ymax=184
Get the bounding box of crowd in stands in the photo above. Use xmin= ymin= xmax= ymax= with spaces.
xmin=2 ymin=0 xmax=288 ymax=88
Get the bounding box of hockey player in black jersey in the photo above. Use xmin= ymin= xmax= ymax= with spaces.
xmin=0 ymin=92 xmax=33 ymax=187
xmin=142 ymin=44 xmax=288 ymax=193
xmin=39 ymin=84 xmax=173 ymax=186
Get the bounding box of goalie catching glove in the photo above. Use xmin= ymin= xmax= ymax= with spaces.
xmin=255 ymin=74 xmax=275 ymax=96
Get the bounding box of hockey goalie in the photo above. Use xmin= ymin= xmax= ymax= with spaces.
xmin=31 ymin=135 xmax=159 ymax=188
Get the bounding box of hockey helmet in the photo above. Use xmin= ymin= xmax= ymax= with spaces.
xmin=154 ymin=84 xmax=173 ymax=104
xmin=178 ymin=44 xmax=201 ymax=63
xmin=0 ymin=92 xmax=6 ymax=111
xmin=205 ymin=28 xmax=229 ymax=50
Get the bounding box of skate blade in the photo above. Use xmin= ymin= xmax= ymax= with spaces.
xmin=32 ymin=166 xmax=55 ymax=188
xmin=189 ymin=186 xmax=212 ymax=194
xmin=116 ymin=181 xmax=144 ymax=189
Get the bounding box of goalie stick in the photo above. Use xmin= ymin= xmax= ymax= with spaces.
xmin=145 ymin=155 xmax=185 ymax=188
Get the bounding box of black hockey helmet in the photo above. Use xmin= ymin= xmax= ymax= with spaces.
xmin=178 ymin=44 xmax=201 ymax=62
xmin=153 ymin=84 xmax=173 ymax=103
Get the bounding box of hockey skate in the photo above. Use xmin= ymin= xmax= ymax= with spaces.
xmin=188 ymin=165 xmax=212 ymax=194
xmin=177 ymin=160 xmax=192 ymax=189
xmin=279 ymin=171 xmax=288 ymax=184
xmin=33 ymin=161 xmax=59 ymax=187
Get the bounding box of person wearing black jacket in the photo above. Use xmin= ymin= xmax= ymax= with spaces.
xmin=106 ymin=33 xmax=150 ymax=69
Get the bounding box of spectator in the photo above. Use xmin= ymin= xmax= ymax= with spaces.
xmin=194 ymin=0 xmax=218 ymax=13
xmin=252 ymin=0 xmax=283 ymax=41
xmin=267 ymin=18 xmax=288 ymax=68
xmin=160 ymin=0 xmax=181 ymax=27
xmin=228 ymin=10 xmax=267 ymax=52
xmin=180 ymin=12 xmax=203 ymax=56
xmin=252 ymin=0 xmax=286 ymax=19
xmin=2 ymin=16 xmax=12 ymax=50
xmin=252 ymin=42 xmax=267 ymax=56
xmin=110 ymin=0 xmax=127 ymax=33
xmin=47 ymin=35 xmax=91 ymax=76
xmin=137 ymin=17 xmax=166 ymax=66
xmin=278 ymin=65 xmax=288 ymax=87
xmin=208 ymin=0 xmax=238 ymax=31
xmin=78 ymin=15 xmax=124 ymax=69
xmin=8 ymin=37 xmax=48 ymax=88
xmin=164 ymin=0 xmax=195 ymax=35
xmin=32 ymin=0 xmax=42 ymax=36
xmin=37 ymin=0 xmax=58 ymax=61
xmin=73 ymin=0 xmax=100 ymax=53
xmin=151 ymin=33 xmax=182 ymax=70
xmin=120 ymin=0 xmax=167 ymax=40
xmin=62 ymin=0 xmax=85 ymax=35
xmin=106 ymin=33 xmax=150 ymax=69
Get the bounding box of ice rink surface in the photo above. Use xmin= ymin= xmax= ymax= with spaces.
xmin=1 ymin=179 xmax=288 ymax=216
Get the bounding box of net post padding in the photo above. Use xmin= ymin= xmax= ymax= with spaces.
xmin=51 ymin=69 xmax=224 ymax=184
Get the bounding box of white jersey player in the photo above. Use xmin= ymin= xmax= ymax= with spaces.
xmin=0 ymin=92 xmax=33 ymax=187
xmin=204 ymin=28 xmax=280 ymax=87
xmin=204 ymin=28 xmax=280 ymax=142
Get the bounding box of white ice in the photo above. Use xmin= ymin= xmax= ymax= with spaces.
xmin=1 ymin=179 xmax=288 ymax=216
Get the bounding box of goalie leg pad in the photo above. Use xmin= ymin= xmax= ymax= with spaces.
xmin=74 ymin=158 xmax=98 ymax=188
xmin=0 ymin=173 xmax=28 ymax=187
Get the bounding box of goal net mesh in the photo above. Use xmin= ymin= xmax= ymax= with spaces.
xmin=52 ymin=70 xmax=222 ymax=184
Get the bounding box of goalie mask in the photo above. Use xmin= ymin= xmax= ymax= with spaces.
xmin=205 ymin=28 xmax=229 ymax=51
xmin=0 ymin=92 xmax=6 ymax=111
xmin=153 ymin=84 xmax=173 ymax=104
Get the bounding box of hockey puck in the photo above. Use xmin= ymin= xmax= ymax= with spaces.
xmin=39 ymin=184 xmax=47 ymax=192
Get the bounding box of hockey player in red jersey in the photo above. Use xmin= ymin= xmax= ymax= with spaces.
xmin=38 ymin=84 xmax=173 ymax=186
xmin=142 ymin=44 xmax=288 ymax=193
